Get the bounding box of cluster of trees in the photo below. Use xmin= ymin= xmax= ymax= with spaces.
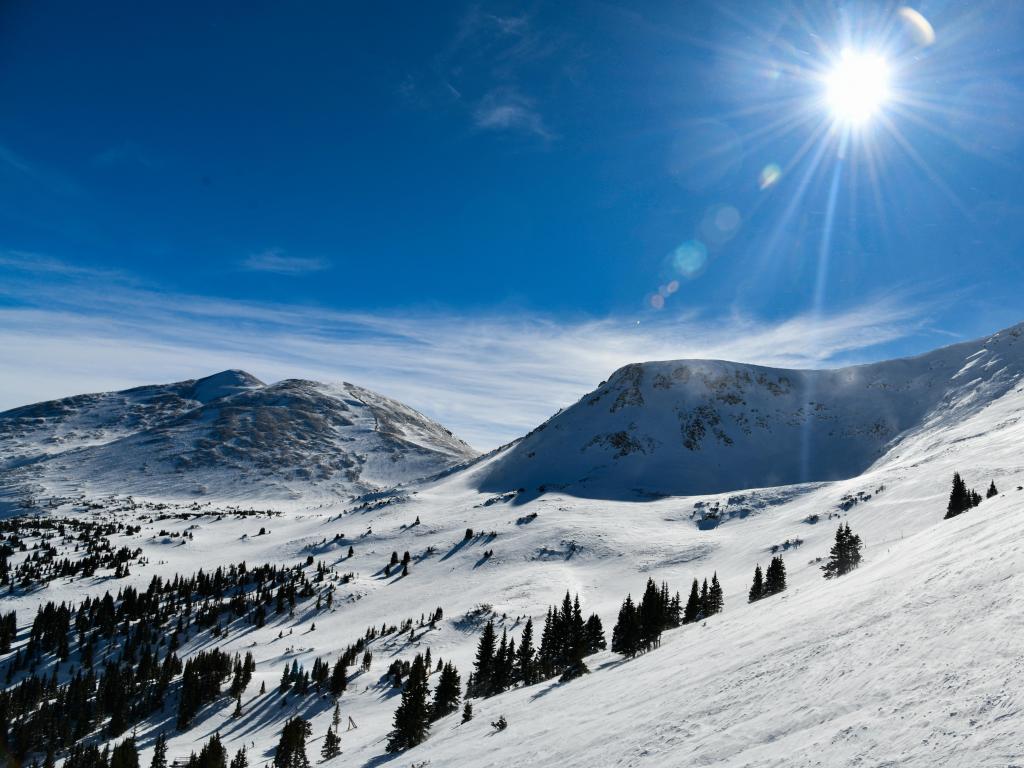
xmin=748 ymin=556 xmax=787 ymax=602
xmin=61 ymin=732 xmax=248 ymax=768
xmin=275 ymin=717 xmax=312 ymax=768
xmin=945 ymin=472 xmax=995 ymax=519
xmin=471 ymin=593 xmax=606 ymax=696
xmin=0 ymin=556 xmax=348 ymax=763
xmin=0 ymin=516 xmax=143 ymax=590
xmin=821 ymin=524 xmax=863 ymax=579
xmin=384 ymin=653 xmax=464 ymax=754
xmin=682 ymin=574 xmax=723 ymax=624
xmin=610 ymin=578 xmax=681 ymax=658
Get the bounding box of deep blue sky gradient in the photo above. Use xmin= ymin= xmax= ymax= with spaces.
xmin=2 ymin=0 xmax=1024 ymax=367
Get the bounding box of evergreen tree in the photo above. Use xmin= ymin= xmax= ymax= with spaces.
xmin=110 ymin=738 xmax=139 ymax=768
xmin=461 ymin=702 xmax=473 ymax=723
xmin=683 ymin=579 xmax=701 ymax=624
xmin=195 ymin=734 xmax=227 ymax=768
xmin=230 ymin=749 xmax=247 ymax=768
xmin=150 ymin=734 xmax=168 ymax=768
xmin=748 ymin=564 xmax=764 ymax=603
xmin=610 ymin=595 xmax=641 ymax=658
xmin=945 ymin=472 xmax=971 ymax=519
xmin=329 ymin=658 xmax=347 ymax=697
xmin=429 ymin=662 xmax=462 ymax=722
xmin=320 ymin=728 xmax=341 ymax=762
xmin=516 ymin=618 xmax=536 ymax=685
xmin=706 ymin=573 xmax=724 ymax=616
xmin=987 ymin=480 xmax=998 ymax=498
xmin=699 ymin=578 xmax=710 ymax=618
xmin=637 ymin=578 xmax=665 ymax=650
xmin=386 ymin=654 xmax=431 ymax=752
xmin=470 ymin=620 xmax=496 ymax=697
xmin=584 ymin=613 xmax=606 ymax=654
xmin=764 ymin=556 xmax=787 ymax=596
xmin=274 ymin=718 xmax=311 ymax=768
xmin=821 ymin=523 xmax=863 ymax=578
xmin=491 ymin=629 xmax=509 ymax=694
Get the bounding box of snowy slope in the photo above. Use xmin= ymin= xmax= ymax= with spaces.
xmin=3 ymin=323 xmax=1024 ymax=767
xmin=479 ymin=323 xmax=1024 ymax=499
xmin=0 ymin=372 xmax=477 ymax=504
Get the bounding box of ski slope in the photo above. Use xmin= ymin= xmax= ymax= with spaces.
xmin=3 ymin=323 xmax=1024 ymax=767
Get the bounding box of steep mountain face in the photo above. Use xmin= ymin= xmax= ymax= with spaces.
xmin=479 ymin=323 xmax=1024 ymax=499
xmin=0 ymin=371 xmax=476 ymax=504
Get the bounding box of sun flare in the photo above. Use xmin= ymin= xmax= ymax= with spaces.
xmin=825 ymin=49 xmax=891 ymax=125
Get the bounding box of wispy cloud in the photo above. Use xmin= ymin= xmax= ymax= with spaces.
xmin=241 ymin=250 xmax=329 ymax=275
xmin=473 ymin=88 xmax=552 ymax=139
xmin=403 ymin=7 xmax=571 ymax=142
xmin=0 ymin=254 xmax=939 ymax=450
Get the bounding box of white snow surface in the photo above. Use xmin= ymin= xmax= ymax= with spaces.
xmin=480 ymin=322 xmax=1024 ymax=499
xmin=0 ymin=371 xmax=477 ymax=505
xmin=4 ymin=323 xmax=1024 ymax=766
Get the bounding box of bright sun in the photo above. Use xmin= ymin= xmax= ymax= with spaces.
xmin=825 ymin=49 xmax=890 ymax=125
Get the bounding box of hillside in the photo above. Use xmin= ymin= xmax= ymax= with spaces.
xmin=0 ymin=371 xmax=477 ymax=505
xmin=479 ymin=323 xmax=1024 ymax=499
xmin=2 ymin=324 xmax=1024 ymax=767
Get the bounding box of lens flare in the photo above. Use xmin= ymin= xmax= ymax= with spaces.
xmin=671 ymin=240 xmax=708 ymax=277
xmin=759 ymin=163 xmax=781 ymax=189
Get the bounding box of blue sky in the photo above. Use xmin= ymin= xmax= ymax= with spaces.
xmin=2 ymin=1 xmax=1024 ymax=448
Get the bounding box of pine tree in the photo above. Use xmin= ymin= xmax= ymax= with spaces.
xmin=683 ymin=579 xmax=701 ymax=624
xmin=748 ymin=564 xmax=764 ymax=603
xmin=461 ymin=702 xmax=473 ymax=723
xmin=707 ymin=573 xmax=724 ymax=616
xmin=274 ymin=718 xmax=311 ymax=768
xmin=699 ymin=578 xmax=710 ymax=618
xmin=945 ymin=472 xmax=971 ymax=519
xmin=386 ymin=654 xmax=431 ymax=752
xmin=230 ymin=748 xmax=247 ymax=768
xmin=110 ymin=738 xmax=139 ymax=768
xmin=610 ymin=595 xmax=641 ymax=658
xmin=584 ymin=613 xmax=606 ymax=654
xmin=491 ymin=629 xmax=509 ymax=694
xmin=429 ymin=662 xmax=462 ymax=722
xmin=638 ymin=578 xmax=664 ymax=651
xmin=470 ymin=620 xmax=496 ymax=697
xmin=332 ymin=702 xmax=340 ymax=730
xmin=987 ymin=480 xmax=998 ymax=498
xmin=821 ymin=523 xmax=863 ymax=578
xmin=764 ymin=556 xmax=787 ymax=596
xmin=320 ymin=728 xmax=341 ymax=762
xmin=150 ymin=734 xmax=168 ymax=768
xmin=516 ymin=618 xmax=536 ymax=685
xmin=329 ymin=657 xmax=347 ymax=697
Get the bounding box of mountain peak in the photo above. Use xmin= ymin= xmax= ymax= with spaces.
xmin=187 ymin=370 xmax=265 ymax=403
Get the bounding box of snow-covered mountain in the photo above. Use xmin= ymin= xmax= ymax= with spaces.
xmin=480 ymin=323 xmax=1024 ymax=499
xmin=0 ymin=370 xmax=477 ymax=504
xmin=5 ymin=323 xmax=1024 ymax=768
